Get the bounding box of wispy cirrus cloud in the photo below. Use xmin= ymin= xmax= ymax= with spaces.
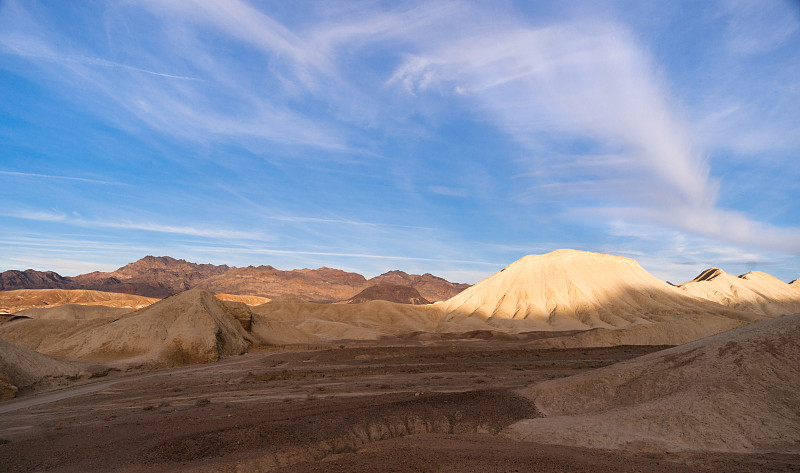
xmin=0 ymin=0 xmax=349 ymax=151
xmin=0 ymin=171 xmax=123 ymax=186
xmin=4 ymin=211 xmax=261 ymax=240
xmin=0 ymin=47 xmax=203 ymax=81
xmin=189 ymin=244 xmax=502 ymax=267
xmin=388 ymin=13 xmax=800 ymax=255
xmin=1 ymin=1 xmax=797 ymax=283
xmin=263 ymin=215 xmax=432 ymax=231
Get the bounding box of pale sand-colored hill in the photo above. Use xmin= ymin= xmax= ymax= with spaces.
xmin=507 ymin=313 xmax=800 ymax=453
xmin=0 ymin=338 xmax=85 ymax=400
xmin=251 ymin=300 xmax=448 ymax=341
xmin=2 ymin=251 xmax=794 ymax=358
xmin=0 ymin=288 xmax=158 ymax=313
xmin=215 ymin=293 xmax=271 ymax=305
xmin=248 ymin=250 xmax=783 ymax=345
xmin=436 ymin=249 xmax=762 ymax=331
xmin=0 ymin=290 xmax=250 ymax=368
xmin=679 ymin=268 xmax=800 ymax=316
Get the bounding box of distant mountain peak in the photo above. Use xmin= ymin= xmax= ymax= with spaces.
xmin=0 ymin=256 xmax=468 ymax=302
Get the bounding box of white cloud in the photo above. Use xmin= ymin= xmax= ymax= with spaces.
xmin=2 ymin=256 xmax=118 ymax=275
xmin=4 ymin=211 xmax=261 ymax=240
xmin=388 ymin=16 xmax=800 ymax=255
xmin=0 ymin=0 xmax=349 ymax=150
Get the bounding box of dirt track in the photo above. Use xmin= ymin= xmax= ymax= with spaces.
xmin=1 ymin=342 xmax=798 ymax=472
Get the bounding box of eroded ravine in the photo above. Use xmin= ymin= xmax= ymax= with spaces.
xmin=144 ymin=390 xmax=539 ymax=472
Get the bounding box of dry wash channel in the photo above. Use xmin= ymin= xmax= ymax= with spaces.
xmin=0 ymin=341 xmax=684 ymax=472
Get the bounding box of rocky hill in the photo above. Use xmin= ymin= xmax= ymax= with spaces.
xmin=346 ymin=284 xmax=431 ymax=305
xmin=0 ymin=270 xmax=71 ymax=291
xmin=369 ymin=270 xmax=468 ymax=301
xmin=0 ymin=256 xmax=468 ymax=302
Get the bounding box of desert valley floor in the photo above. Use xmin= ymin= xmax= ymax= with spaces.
xmin=3 ymin=341 xmax=799 ymax=473
xmin=1 ymin=250 xmax=799 ymax=472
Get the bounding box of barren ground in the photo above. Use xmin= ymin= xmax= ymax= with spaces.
xmin=1 ymin=340 xmax=798 ymax=472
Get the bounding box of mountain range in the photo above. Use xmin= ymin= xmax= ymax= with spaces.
xmin=0 ymin=256 xmax=469 ymax=302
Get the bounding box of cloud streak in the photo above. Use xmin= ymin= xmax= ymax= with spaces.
xmin=0 ymin=0 xmax=349 ymax=151
xmin=4 ymin=211 xmax=262 ymax=240
xmin=0 ymin=1 xmax=797 ymax=282
xmin=193 ymin=245 xmax=502 ymax=267
xmin=0 ymin=171 xmax=123 ymax=185
xmin=389 ymin=14 xmax=800 ymax=254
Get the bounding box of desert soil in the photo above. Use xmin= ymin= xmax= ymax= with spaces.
xmin=1 ymin=341 xmax=798 ymax=473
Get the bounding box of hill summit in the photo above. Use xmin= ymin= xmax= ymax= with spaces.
xmin=437 ymin=249 xmax=726 ymax=330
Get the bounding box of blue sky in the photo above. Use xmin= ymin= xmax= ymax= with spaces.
xmin=1 ymin=0 xmax=799 ymax=284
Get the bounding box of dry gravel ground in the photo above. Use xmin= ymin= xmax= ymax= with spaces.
xmin=1 ymin=341 xmax=798 ymax=472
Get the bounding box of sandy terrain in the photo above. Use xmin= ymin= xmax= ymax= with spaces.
xmin=508 ymin=313 xmax=800 ymax=453
xmin=215 ymin=293 xmax=271 ymax=305
xmin=1 ymin=250 xmax=799 ymax=471
xmin=0 ymin=339 xmax=84 ymax=400
xmin=4 ymin=251 xmax=799 ymax=364
xmin=0 ymin=289 xmax=157 ymax=313
xmin=0 ymin=290 xmax=250 ymax=368
xmin=1 ymin=341 xmax=798 ymax=472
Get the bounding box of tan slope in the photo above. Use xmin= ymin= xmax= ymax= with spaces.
xmin=215 ymin=293 xmax=271 ymax=305
xmin=0 ymin=338 xmax=85 ymax=400
xmin=436 ymin=249 xmax=747 ymax=331
xmin=679 ymin=268 xmax=800 ymax=316
xmin=15 ymin=304 xmax=133 ymax=320
xmin=252 ymin=300 xmax=445 ymax=341
xmin=0 ymin=288 xmax=158 ymax=313
xmin=345 ymin=284 xmax=431 ymax=305
xmin=0 ymin=290 xmax=249 ymax=368
xmin=249 ymin=313 xmax=320 ymax=345
xmin=507 ymin=313 xmax=800 ymax=453
xmin=522 ymin=314 xmax=748 ymax=348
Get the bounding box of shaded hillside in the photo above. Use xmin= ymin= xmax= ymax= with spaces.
xmin=0 ymin=338 xmax=85 ymax=400
xmin=346 ymin=284 xmax=431 ymax=305
xmin=508 ymin=313 xmax=800 ymax=453
xmin=0 ymin=269 xmax=70 ymax=291
xmin=0 ymin=256 xmax=469 ymax=302
xmin=368 ymin=270 xmax=469 ymax=301
xmin=0 ymin=290 xmax=250 ymax=368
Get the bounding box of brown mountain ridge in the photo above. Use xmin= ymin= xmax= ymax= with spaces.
xmin=0 ymin=256 xmax=469 ymax=302
xmin=346 ymin=284 xmax=431 ymax=305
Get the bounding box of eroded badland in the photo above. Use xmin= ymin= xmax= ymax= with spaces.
xmin=1 ymin=249 xmax=799 ymax=472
